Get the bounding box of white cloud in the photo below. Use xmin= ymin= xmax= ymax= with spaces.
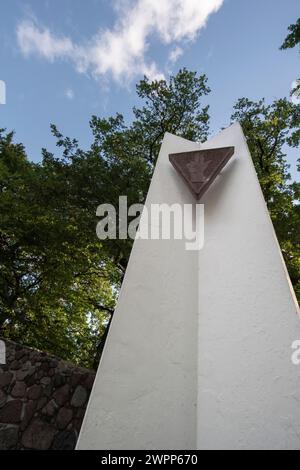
xmin=17 ymin=20 xmax=75 ymax=62
xmin=17 ymin=0 xmax=223 ymax=84
xmin=65 ymin=88 xmax=74 ymax=100
xmin=169 ymin=46 xmax=183 ymax=64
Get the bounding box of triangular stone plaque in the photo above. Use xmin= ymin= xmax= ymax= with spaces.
xmin=169 ymin=146 xmax=235 ymax=199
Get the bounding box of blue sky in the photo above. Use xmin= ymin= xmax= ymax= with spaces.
xmin=0 ymin=0 xmax=299 ymax=179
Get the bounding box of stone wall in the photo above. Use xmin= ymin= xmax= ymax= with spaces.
xmin=0 ymin=338 xmax=95 ymax=450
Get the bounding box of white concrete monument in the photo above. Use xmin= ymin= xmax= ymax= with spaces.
xmin=77 ymin=123 xmax=300 ymax=450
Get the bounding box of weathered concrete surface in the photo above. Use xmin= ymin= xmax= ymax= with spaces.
xmin=196 ymin=123 xmax=300 ymax=450
xmin=78 ymin=132 xmax=200 ymax=450
xmin=78 ymin=124 xmax=300 ymax=450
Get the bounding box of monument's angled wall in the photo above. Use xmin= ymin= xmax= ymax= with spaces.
xmin=0 ymin=338 xmax=95 ymax=450
xmin=77 ymin=125 xmax=300 ymax=450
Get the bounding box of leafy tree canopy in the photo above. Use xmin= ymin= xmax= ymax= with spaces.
xmin=0 ymin=69 xmax=211 ymax=367
xmin=281 ymin=18 xmax=300 ymax=97
xmin=231 ymin=97 xmax=300 ymax=300
xmin=1 ymin=66 xmax=299 ymax=368
xmin=281 ymin=18 xmax=300 ymax=50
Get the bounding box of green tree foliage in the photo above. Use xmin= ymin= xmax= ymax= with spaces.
xmin=281 ymin=18 xmax=300 ymax=96
xmin=231 ymin=98 xmax=300 ymax=301
xmin=0 ymin=129 xmax=117 ymax=367
xmin=280 ymin=18 xmax=300 ymax=50
xmin=0 ymin=69 xmax=211 ymax=367
xmin=2 ymin=64 xmax=298 ymax=368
